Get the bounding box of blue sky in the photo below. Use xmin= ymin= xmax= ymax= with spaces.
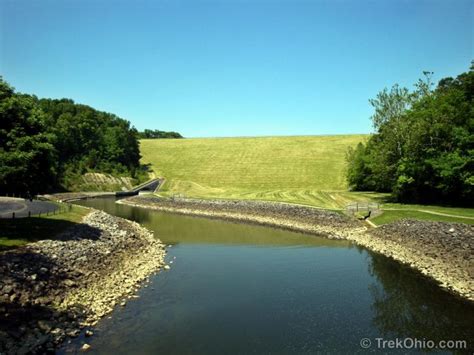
xmin=1 ymin=0 xmax=472 ymax=137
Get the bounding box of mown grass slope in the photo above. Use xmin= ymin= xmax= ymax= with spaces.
xmin=140 ymin=135 xmax=373 ymax=208
xmin=140 ymin=135 xmax=474 ymax=224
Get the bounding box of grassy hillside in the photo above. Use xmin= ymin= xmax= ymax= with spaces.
xmin=140 ymin=135 xmax=373 ymax=208
xmin=140 ymin=135 xmax=474 ymax=224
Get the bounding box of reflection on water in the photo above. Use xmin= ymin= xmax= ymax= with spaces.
xmin=367 ymin=250 xmax=474 ymax=343
xmin=78 ymin=197 xmax=351 ymax=247
xmin=64 ymin=197 xmax=474 ymax=354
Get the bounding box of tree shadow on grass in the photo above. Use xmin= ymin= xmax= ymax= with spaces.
xmin=0 ymin=217 xmax=101 ymax=251
xmin=140 ymin=163 xmax=152 ymax=173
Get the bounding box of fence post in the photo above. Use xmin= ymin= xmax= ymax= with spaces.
xmin=356 ymin=202 xmax=359 ymax=212
xmin=12 ymin=212 xmax=15 ymax=219
xmin=28 ymin=211 xmax=31 ymax=218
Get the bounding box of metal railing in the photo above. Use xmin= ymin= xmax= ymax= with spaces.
xmin=346 ymin=202 xmax=381 ymax=215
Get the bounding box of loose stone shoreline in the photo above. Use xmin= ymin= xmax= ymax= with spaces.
xmin=0 ymin=210 xmax=166 ymax=354
xmin=120 ymin=196 xmax=474 ymax=302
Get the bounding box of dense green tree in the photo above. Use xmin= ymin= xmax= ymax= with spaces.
xmin=0 ymin=79 xmax=57 ymax=195
xmin=346 ymin=64 xmax=473 ymax=206
xmin=137 ymin=129 xmax=183 ymax=139
xmin=392 ymin=69 xmax=473 ymax=203
xmin=0 ymin=78 xmax=144 ymax=194
xmin=346 ymin=143 xmax=373 ymax=190
xmin=37 ymin=98 xmax=142 ymax=180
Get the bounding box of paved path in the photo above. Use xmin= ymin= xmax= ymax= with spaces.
xmin=418 ymin=209 xmax=474 ymax=220
xmin=0 ymin=197 xmax=58 ymax=218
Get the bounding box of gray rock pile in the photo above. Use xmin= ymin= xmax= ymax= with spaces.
xmin=0 ymin=210 xmax=166 ymax=354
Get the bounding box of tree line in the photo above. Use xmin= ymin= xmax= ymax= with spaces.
xmin=137 ymin=129 xmax=183 ymax=139
xmin=0 ymin=78 xmax=176 ymax=195
xmin=346 ymin=64 xmax=473 ymax=206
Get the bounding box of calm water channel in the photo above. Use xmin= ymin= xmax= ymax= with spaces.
xmin=61 ymin=198 xmax=474 ymax=354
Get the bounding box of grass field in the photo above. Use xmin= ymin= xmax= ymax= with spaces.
xmin=0 ymin=204 xmax=90 ymax=250
xmin=140 ymin=135 xmax=371 ymax=209
xmin=371 ymin=210 xmax=474 ymax=226
xmin=140 ymin=135 xmax=474 ymax=224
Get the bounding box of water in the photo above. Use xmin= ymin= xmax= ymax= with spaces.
xmin=62 ymin=198 xmax=474 ymax=354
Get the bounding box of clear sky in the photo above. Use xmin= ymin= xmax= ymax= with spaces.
xmin=1 ymin=0 xmax=472 ymax=137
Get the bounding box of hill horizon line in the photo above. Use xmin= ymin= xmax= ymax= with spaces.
xmin=141 ymin=133 xmax=371 ymax=140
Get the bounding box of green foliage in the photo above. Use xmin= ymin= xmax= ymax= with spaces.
xmin=38 ymin=98 xmax=141 ymax=178
xmin=0 ymin=78 xmax=142 ymax=194
xmin=0 ymin=80 xmax=57 ymax=195
xmin=347 ymin=64 xmax=474 ymax=206
xmin=137 ymin=129 xmax=183 ymax=139
xmin=346 ymin=143 xmax=374 ymax=190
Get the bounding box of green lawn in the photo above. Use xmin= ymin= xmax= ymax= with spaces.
xmin=371 ymin=209 xmax=474 ymax=226
xmin=140 ymin=135 xmax=474 ymax=225
xmin=381 ymin=203 xmax=474 ymax=218
xmin=0 ymin=204 xmax=90 ymax=250
xmin=361 ymin=198 xmax=474 ymax=225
